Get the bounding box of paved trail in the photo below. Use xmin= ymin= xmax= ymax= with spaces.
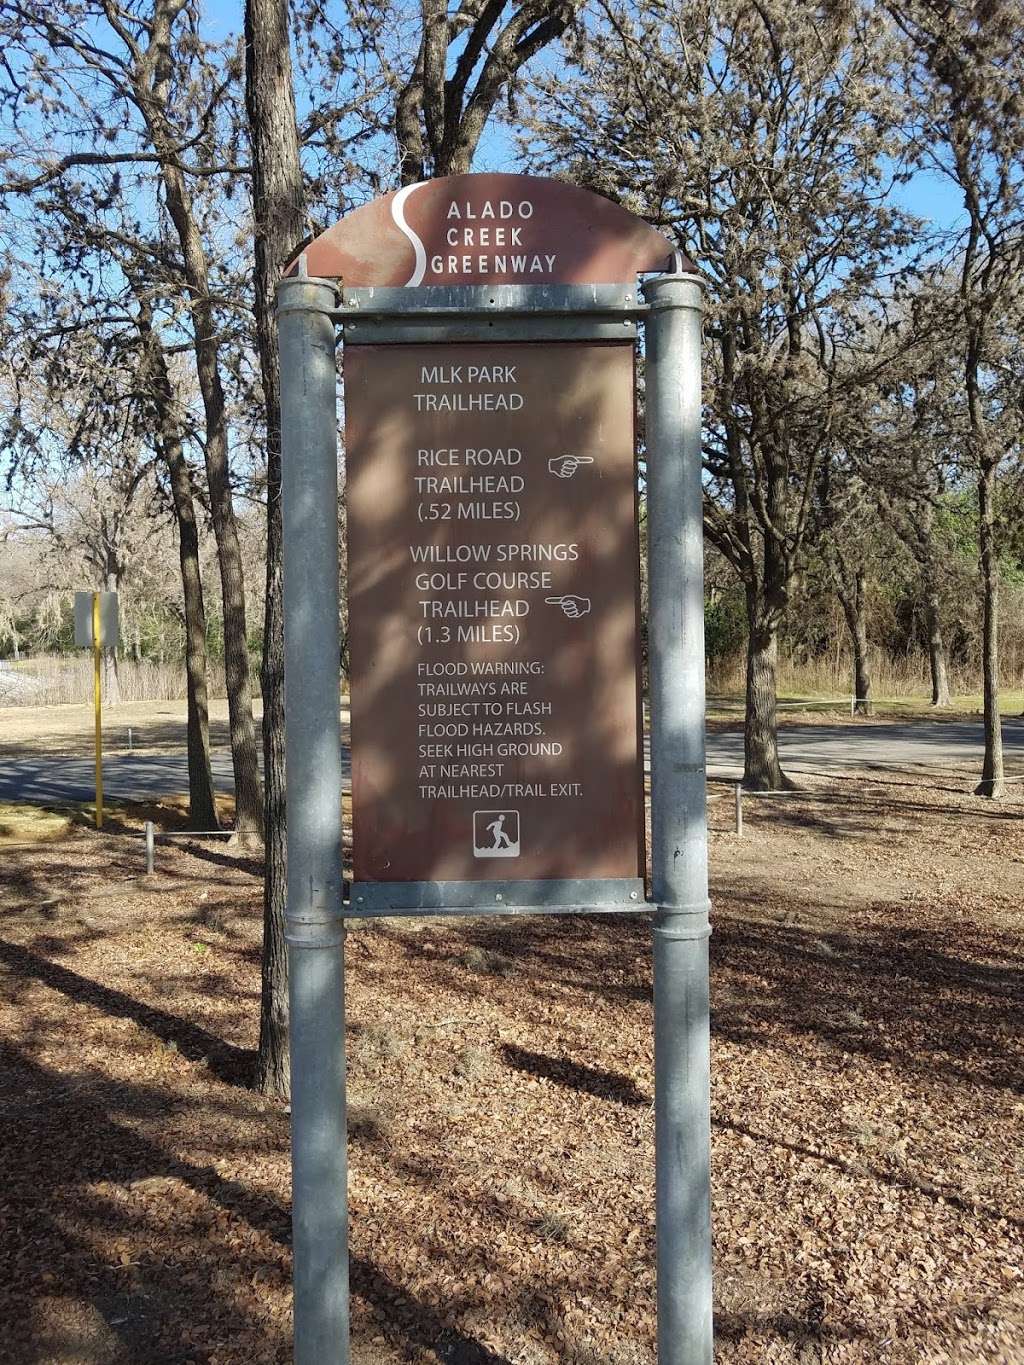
xmin=703 ymin=716 xmax=1024 ymax=780
xmin=1 ymin=717 xmax=1023 ymax=804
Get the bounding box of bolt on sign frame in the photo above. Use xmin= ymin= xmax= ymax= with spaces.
xmin=276 ymin=173 xmax=712 ymax=1365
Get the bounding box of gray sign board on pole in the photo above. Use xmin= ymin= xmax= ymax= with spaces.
xmin=73 ymin=591 xmax=118 ymax=648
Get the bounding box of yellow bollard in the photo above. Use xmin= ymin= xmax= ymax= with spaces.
xmin=93 ymin=591 xmax=103 ymax=829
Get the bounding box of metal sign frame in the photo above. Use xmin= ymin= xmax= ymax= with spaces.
xmin=340 ymin=281 xmax=647 ymax=919
xmin=277 ymin=262 xmax=712 ymax=1364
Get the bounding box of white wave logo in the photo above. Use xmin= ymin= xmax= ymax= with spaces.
xmin=391 ymin=183 xmax=427 ymax=286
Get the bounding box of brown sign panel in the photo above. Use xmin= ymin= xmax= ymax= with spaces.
xmin=345 ymin=341 xmax=644 ymax=884
xmin=296 ymin=173 xmax=681 ymax=286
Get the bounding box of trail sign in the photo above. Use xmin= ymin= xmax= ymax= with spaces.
xmin=297 ymin=171 xmax=677 ymax=287
xmin=277 ymin=173 xmax=711 ymax=1365
xmin=345 ymin=340 xmax=644 ymax=890
xmin=73 ymin=590 xmax=118 ymax=648
xmin=324 ymin=173 xmax=678 ymax=910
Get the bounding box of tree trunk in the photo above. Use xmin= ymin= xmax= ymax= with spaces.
xmin=743 ymin=594 xmax=787 ymax=790
xmin=168 ymin=237 xmax=262 ymax=838
xmin=102 ymin=649 xmax=122 ymax=704
xmin=138 ymin=298 xmax=220 ymax=831
xmin=395 ymin=3 xmax=572 ymax=185
xmin=923 ymin=586 xmax=951 ymax=707
xmin=203 ymin=436 xmax=264 ymax=842
xmin=246 ymin=0 xmax=307 ymax=1098
xmin=102 ymin=566 xmax=123 ymax=704
xmin=137 ymin=13 xmax=264 ymax=842
xmin=839 ymin=569 xmax=871 ymax=717
xmin=975 ymin=458 xmax=1003 ymax=797
xmin=165 ymin=439 xmax=220 ymax=831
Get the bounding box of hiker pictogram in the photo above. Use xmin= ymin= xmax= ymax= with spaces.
xmin=473 ymin=809 xmax=521 ymax=858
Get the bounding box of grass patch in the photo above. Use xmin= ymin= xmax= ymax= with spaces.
xmin=533 ymin=1211 xmax=571 ymax=1244
xmin=111 ymin=793 xmax=238 ymax=832
xmin=351 ymin=1022 xmax=405 ymax=1062
xmin=454 ymin=1044 xmax=489 ymax=1080
xmin=0 ymin=801 xmax=75 ymax=846
xmin=707 ymin=689 xmax=1024 ymax=722
xmin=347 ymin=1105 xmax=392 ymax=1145
xmin=459 ymin=945 xmax=515 ymax=977
xmin=0 ymin=792 xmax=249 ymax=850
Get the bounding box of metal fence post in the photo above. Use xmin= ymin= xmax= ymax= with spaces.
xmin=734 ymin=783 xmax=743 ymax=838
xmin=642 ymin=268 xmax=713 ymax=1364
xmin=277 ymin=268 xmax=350 ymax=1365
xmin=145 ymin=820 xmax=154 ymax=875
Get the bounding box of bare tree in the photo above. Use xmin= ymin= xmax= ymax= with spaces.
xmin=892 ymin=0 xmax=1024 ymax=795
xmin=813 ymin=455 xmax=883 ymax=715
xmin=0 ymin=158 xmax=223 ymax=822
xmin=238 ymin=0 xmax=577 ymax=1092
xmin=137 ymin=300 xmax=220 ymax=828
xmin=10 ymin=481 xmax=135 ymax=700
xmin=395 ymin=0 xmax=575 ymax=184
xmin=524 ymin=0 xmax=914 ymax=786
xmin=245 ymin=0 xmax=306 ymax=1097
xmin=0 ymin=0 xmax=264 ymax=833
xmin=864 ymin=316 xmax=960 ymax=708
xmin=0 ymin=328 xmax=158 ymax=701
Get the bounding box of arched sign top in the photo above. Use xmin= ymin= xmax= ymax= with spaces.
xmin=293 ymin=173 xmax=684 ymax=287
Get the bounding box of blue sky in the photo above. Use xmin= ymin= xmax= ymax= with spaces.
xmin=890 ymin=168 xmax=965 ymax=234
xmin=475 ymin=124 xmax=967 ymax=241
xmin=198 ymin=0 xmax=968 ymax=237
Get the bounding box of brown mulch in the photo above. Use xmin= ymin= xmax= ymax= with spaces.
xmin=1 ymin=772 xmax=1022 ymax=1364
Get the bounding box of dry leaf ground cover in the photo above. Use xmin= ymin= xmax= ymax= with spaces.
xmin=0 ymin=767 xmax=1022 ymax=1364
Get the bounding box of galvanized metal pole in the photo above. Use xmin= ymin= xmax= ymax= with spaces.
xmin=642 ymin=269 xmax=713 ymax=1364
xmin=277 ymin=270 xmax=350 ymax=1365
xmin=145 ymin=820 xmax=155 ymax=875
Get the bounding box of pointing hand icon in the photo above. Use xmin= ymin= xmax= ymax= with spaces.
xmin=548 ymin=455 xmax=595 ymax=479
xmin=545 ymin=595 xmax=591 ymax=619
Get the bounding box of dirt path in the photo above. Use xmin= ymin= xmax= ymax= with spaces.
xmin=0 ymin=773 xmax=1021 ymax=1362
